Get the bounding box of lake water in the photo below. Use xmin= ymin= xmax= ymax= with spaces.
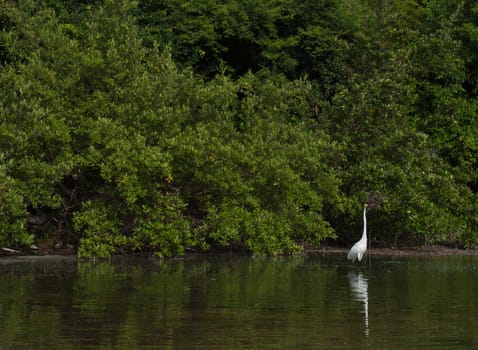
xmin=1 ymin=254 xmax=478 ymax=349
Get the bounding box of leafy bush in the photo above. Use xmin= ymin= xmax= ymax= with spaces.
xmin=0 ymin=0 xmax=344 ymax=256
xmin=1 ymin=0 xmax=477 ymax=256
xmin=0 ymin=163 xmax=30 ymax=246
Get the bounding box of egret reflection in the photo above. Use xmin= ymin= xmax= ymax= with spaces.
xmin=348 ymin=271 xmax=369 ymax=336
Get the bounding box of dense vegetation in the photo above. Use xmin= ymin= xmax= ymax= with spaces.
xmin=0 ymin=0 xmax=477 ymax=257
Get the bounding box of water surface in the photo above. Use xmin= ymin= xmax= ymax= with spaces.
xmin=1 ymin=254 xmax=477 ymax=349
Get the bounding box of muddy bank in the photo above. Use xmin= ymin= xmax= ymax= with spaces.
xmin=0 ymin=245 xmax=76 ymax=257
xmin=2 ymin=244 xmax=478 ymax=258
xmin=309 ymin=245 xmax=478 ymax=257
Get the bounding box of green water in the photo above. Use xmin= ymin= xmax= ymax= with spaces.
xmin=0 ymin=254 xmax=478 ymax=349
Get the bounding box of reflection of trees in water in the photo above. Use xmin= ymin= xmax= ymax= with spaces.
xmin=1 ymin=256 xmax=377 ymax=347
xmin=348 ymin=271 xmax=369 ymax=336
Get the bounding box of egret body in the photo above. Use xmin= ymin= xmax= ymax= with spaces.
xmin=347 ymin=204 xmax=368 ymax=262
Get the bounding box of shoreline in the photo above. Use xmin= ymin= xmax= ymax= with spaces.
xmin=2 ymin=244 xmax=478 ymax=258
xmin=308 ymin=245 xmax=478 ymax=257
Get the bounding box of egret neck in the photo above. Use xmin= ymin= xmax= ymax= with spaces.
xmin=361 ymin=205 xmax=367 ymax=245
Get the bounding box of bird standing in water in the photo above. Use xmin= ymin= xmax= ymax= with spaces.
xmin=347 ymin=204 xmax=368 ymax=262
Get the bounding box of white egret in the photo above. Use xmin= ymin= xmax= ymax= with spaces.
xmin=347 ymin=204 xmax=368 ymax=262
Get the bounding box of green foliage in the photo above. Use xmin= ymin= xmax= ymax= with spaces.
xmin=324 ymin=0 xmax=477 ymax=245
xmin=132 ymin=193 xmax=192 ymax=258
xmin=0 ymin=0 xmax=344 ymax=256
xmin=136 ymin=0 xmax=357 ymax=87
xmin=1 ymin=0 xmax=477 ymax=255
xmin=0 ymin=162 xmax=30 ymax=246
xmin=170 ymin=74 xmax=341 ymax=254
xmin=73 ymin=200 xmax=126 ymax=257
